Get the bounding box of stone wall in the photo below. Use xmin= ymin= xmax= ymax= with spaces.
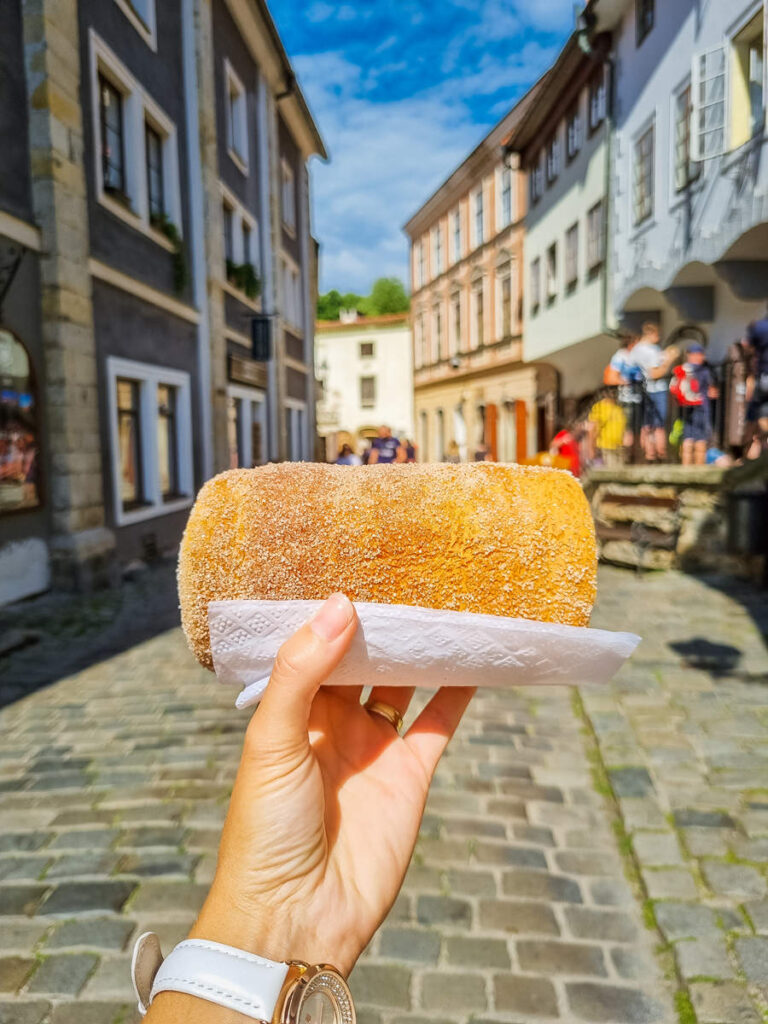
xmin=583 ymin=460 xmax=768 ymax=582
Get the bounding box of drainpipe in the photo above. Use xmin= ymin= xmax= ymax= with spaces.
xmin=182 ymin=0 xmax=213 ymax=481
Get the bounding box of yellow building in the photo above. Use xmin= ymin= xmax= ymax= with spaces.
xmin=404 ymin=84 xmax=556 ymax=463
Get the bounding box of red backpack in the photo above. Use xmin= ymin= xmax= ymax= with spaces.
xmin=670 ymin=364 xmax=703 ymax=407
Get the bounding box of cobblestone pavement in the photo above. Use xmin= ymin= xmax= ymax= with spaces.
xmin=0 ymin=567 xmax=765 ymax=1024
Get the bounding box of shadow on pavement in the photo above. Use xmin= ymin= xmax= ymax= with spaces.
xmin=0 ymin=558 xmax=181 ymax=709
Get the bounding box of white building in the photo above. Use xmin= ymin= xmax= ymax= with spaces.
xmin=591 ymin=0 xmax=768 ymax=357
xmin=315 ymin=313 xmax=414 ymax=459
xmin=506 ymin=31 xmax=618 ymax=404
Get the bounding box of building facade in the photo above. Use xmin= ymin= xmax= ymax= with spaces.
xmin=0 ymin=0 xmax=324 ymax=606
xmin=592 ymin=0 xmax=768 ymax=357
xmin=506 ymin=33 xmax=619 ymax=406
xmin=404 ymin=86 xmax=555 ymax=464
xmin=315 ymin=313 xmax=414 ymax=459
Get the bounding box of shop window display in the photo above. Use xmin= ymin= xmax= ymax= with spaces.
xmin=0 ymin=329 xmax=40 ymax=513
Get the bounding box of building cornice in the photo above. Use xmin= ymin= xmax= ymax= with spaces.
xmin=0 ymin=209 xmax=42 ymax=251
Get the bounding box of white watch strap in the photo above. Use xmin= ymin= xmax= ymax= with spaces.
xmin=131 ymin=933 xmax=290 ymax=1020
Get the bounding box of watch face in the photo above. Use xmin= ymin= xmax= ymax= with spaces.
xmin=298 ymin=970 xmax=354 ymax=1024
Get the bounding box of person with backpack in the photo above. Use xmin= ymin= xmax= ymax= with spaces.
xmin=670 ymin=343 xmax=718 ymax=466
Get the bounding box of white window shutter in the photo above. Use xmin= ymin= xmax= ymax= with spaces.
xmin=691 ymin=44 xmax=727 ymax=161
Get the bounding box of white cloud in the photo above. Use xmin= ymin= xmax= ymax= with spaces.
xmin=297 ymin=43 xmax=557 ymax=292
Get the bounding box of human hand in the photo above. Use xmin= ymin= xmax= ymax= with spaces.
xmin=188 ymin=594 xmax=475 ymax=976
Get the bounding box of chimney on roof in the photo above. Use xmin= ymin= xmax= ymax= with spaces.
xmin=339 ymin=309 xmax=359 ymax=324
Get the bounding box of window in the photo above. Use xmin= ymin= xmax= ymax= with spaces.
xmin=433 ymin=304 xmax=443 ymax=361
xmin=418 ymin=240 xmax=427 ymax=288
xmin=566 ymin=103 xmax=583 ymax=161
xmin=225 ymin=60 xmax=248 ymax=170
xmin=530 ymin=258 xmax=541 ymax=314
xmin=108 ymin=358 xmax=193 ymax=525
xmin=546 ymin=135 xmax=561 ymax=185
xmin=0 ymin=329 xmax=41 ymax=515
xmin=145 ymin=121 xmax=164 ymax=221
xmin=452 ymin=209 xmax=462 ymax=262
xmin=242 ymin=220 xmax=252 ymax=265
xmin=565 ymin=223 xmax=579 ymax=290
xmin=530 ymin=154 xmax=544 ymax=204
xmin=435 ymin=409 xmax=445 ymax=462
xmin=731 ymin=12 xmax=765 ymax=149
xmin=473 ymin=188 xmax=484 ymax=247
xmin=91 ymin=32 xmax=182 ymax=240
xmin=692 ymin=47 xmax=726 ymax=159
xmin=497 ymin=262 xmax=512 ymax=338
xmin=472 ymin=278 xmax=484 ymax=347
xmin=281 ymin=159 xmax=296 ymax=233
xmin=499 ymin=165 xmax=513 ymax=228
xmin=451 ymin=291 xmax=461 ymax=354
xmin=433 ymin=226 xmax=444 ymax=275
xmin=227 ymin=391 xmax=267 ymax=469
xmin=285 ymin=403 xmax=307 ymax=461
xmin=282 ymin=257 xmax=302 ymax=329
xmin=633 ymin=123 xmax=655 ymax=225
xmin=223 ymin=201 xmax=235 ymax=265
xmin=99 ymin=75 xmax=126 ymax=196
xmin=545 ymin=244 xmax=557 ymax=304
xmin=415 ymin=312 xmax=426 ymax=367
xmin=157 ymin=384 xmax=178 ymax=499
xmin=359 ymin=341 xmax=375 ymax=359
xmin=636 ymin=0 xmax=654 ymax=46
xmin=117 ymin=379 xmax=142 ymax=508
xmin=587 ymin=200 xmax=605 ymax=270
xmin=589 ymin=66 xmax=607 ymax=133
xmin=674 ymin=83 xmax=700 ymax=191
xmin=360 ymin=376 xmax=376 ymax=409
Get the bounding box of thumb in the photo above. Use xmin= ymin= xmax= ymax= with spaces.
xmin=254 ymin=593 xmax=357 ymax=753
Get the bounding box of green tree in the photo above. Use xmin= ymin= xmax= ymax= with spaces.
xmin=366 ymin=277 xmax=410 ymax=315
xmin=316 ymin=289 xmax=343 ymax=321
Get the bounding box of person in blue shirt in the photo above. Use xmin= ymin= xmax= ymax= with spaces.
xmin=745 ymin=314 xmax=768 ymax=459
xmin=679 ymin=343 xmax=717 ymax=466
xmin=368 ymin=425 xmax=403 ymax=464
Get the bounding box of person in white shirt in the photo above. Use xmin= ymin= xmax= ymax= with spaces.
xmin=630 ymin=322 xmax=679 ymax=462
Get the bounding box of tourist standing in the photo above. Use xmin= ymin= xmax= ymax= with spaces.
xmin=631 ymin=322 xmax=679 ymax=462
xmin=368 ymin=425 xmax=403 ymax=464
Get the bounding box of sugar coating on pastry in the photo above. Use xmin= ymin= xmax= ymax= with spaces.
xmin=178 ymin=462 xmax=598 ymax=669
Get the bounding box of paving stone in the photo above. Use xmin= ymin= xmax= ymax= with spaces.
xmin=415 ymin=896 xmax=471 ymax=928
xmin=0 ymin=858 xmax=51 ymax=882
xmin=0 ymin=834 xmax=52 ymax=854
xmin=676 ymin=937 xmax=733 ymax=981
xmin=478 ymin=899 xmax=559 ymax=935
xmin=565 ymin=907 xmax=639 ymax=943
xmin=49 ymin=831 xmax=115 ymax=851
xmin=589 ymin=878 xmax=634 ymax=906
xmin=502 ymin=870 xmax=582 ymax=903
xmin=631 ymin=831 xmax=684 ymax=866
xmin=25 ymin=954 xmax=98 ymax=996
xmin=443 ymin=869 xmax=496 ymax=897
xmin=378 ymin=929 xmax=440 ymax=964
xmin=349 ymin=964 xmax=411 ymax=1009
xmin=118 ymin=827 xmax=186 ymax=848
xmin=493 ymin=975 xmax=557 ymax=1017
xmin=619 ymin=800 xmax=668 ymax=830
xmin=444 ymin=936 xmax=510 ymax=968
xmin=420 ymin=972 xmax=486 ymax=1011
xmin=745 ymin=899 xmax=768 ymax=933
xmin=673 ymin=808 xmax=736 ymax=828
xmin=690 ymin=981 xmax=761 ymax=1024
xmin=516 ymin=939 xmax=607 ymax=977
xmin=0 ymin=959 xmax=35 ymax=994
xmin=0 ymin=922 xmax=49 ymax=952
xmin=566 ymin=982 xmax=666 ymax=1022
xmin=45 ymin=917 xmax=134 ymax=951
xmin=46 ymin=853 xmax=119 ymax=879
xmin=610 ymin=947 xmax=660 ymax=981
xmin=0 ymin=886 xmax=48 ymax=917
xmin=641 ymin=868 xmax=698 ymax=900
xmin=0 ymin=1002 xmax=51 ymax=1024
xmin=114 ymin=851 xmax=198 ymax=877
xmin=473 ymin=842 xmax=547 ymax=869
xmin=701 ymin=861 xmax=767 ymax=900
xmin=41 ymin=881 xmax=136 ymax=916
xmin=608 ymin=768 xmax=654 ymax=798
xmin=512 ymin=824 xmax=555 ymax=847
xmin=128 ymin=882 xmax=208 ymax=913
xmin=654 ymin=902 xmax=722 ymax=940
xmin=680 ymin=826 xmax=733 ymax=857
xmin=82 ymin=956 xmax=134 ymax=997
xmin=734 ymin=936 xmax=768 ymax=984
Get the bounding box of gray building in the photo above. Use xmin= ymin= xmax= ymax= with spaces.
xmin=0 ymin=0 xmax=325 ymax=606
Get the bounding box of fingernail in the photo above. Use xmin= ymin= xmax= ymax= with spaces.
xmin=310 ymin=593 xmax=354 ymax=642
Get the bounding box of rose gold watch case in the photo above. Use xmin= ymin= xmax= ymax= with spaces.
xmin=278 ymin=963 xmax=355 ymax=1024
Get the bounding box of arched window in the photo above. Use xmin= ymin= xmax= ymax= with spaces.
xmin=0 ymin=329 xmax=40 ymax=514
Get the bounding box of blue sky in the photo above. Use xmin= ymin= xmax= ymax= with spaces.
xmin=269 ymin=0 xmax=576 ymax=294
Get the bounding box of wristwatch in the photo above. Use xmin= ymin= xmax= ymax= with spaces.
xmin=131 ymin=932 xmax=355 ymax=1024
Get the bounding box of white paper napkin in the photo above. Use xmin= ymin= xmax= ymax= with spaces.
xmin=207 ymin=600 xmax=640 ymax=710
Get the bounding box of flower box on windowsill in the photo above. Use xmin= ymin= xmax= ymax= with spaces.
xmin=226 ymin=260 xmax=261 ymax=301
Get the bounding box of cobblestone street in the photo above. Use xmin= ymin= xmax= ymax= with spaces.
xmin=0 ymin=567 xmax=766 ymax=1024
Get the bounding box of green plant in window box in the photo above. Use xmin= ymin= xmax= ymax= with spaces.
xmin=226 ymin=259 xmax=261 ymax=300
xmin=151 ymin=213 xmax=188 ymax=295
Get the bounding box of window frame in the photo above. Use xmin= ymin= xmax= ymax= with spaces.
xmin=285 ymin=399 xmax=308 ymax=462
xmin=451 ymin=209 xmax=462 ymax=263
xmin=221 ymin=182 xmax=260 ymax=300
xmin=359 ymin=375 xmax=376 ymax=410
xmin=672 ymin=80 xmax=701 ymax=194
xmin=530 ymin=257 xmax=541 ymax=316
xmin=107 ymin=356 xmax=193 ymax=527
xmin=471 ymin=275 xmax=484 ymax=348
xmin=496 ymin=258 xmax=513 ymax=340
xmin=472 ymin=187 xmax=485 ymax=248
xmin=225 ymin=58 xmax=249 ymax=174
xmin=530 ymin=154 xmax=544 ymax=204
xmin=450 ymin=289 xmax=462 ymax=355
xmin=227 ymin=384 xmax=267 ymax=469
xmin=99 ymin=73 xmax=127 ymax=199
xmin=113 ymin=0 xmax=157 ymax=50
xmin=586 ymin=200 xmax=605 ymax=271
xmin=145 ymin=119 xmax=165 ymax=222
xmin=498 ymin=164 xmax=513 ymax=229
xmin=546 ymin=134 xmax=561 ymax=185
xmin=281 ymin=251 xmax=303 ymax=333
xmin=691 ymin=45 xmax=728 ymax=161
xmin=545 ymin=243 xmax=558 ymax=305
xmin=90 ymin=32 xmax=181 ymax=249
xmin=281 ymin=158 xmax=297 ymax=235
xmin=588 ymin=65 xmax=607 ymax=135
xmin=359 ymin=341 xmax=375 ymax=359
xmin=566 ymin=101 xmax=583 ymax=162
xmin=565 ymin=222 xmax=579 ymax=291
